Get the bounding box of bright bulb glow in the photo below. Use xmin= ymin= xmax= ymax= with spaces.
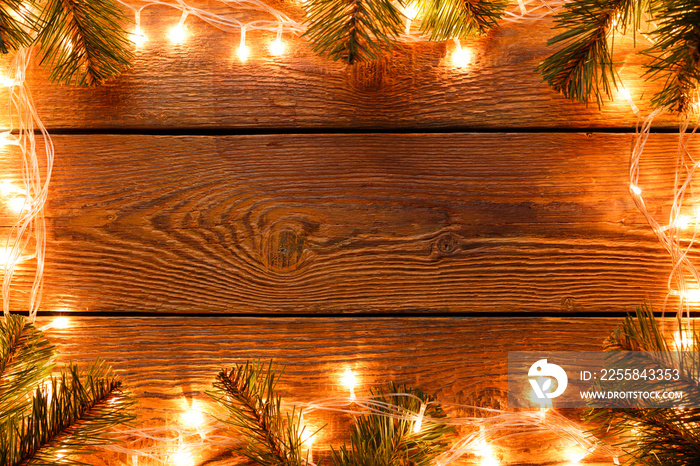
xmin=341 ymin=369 xmax=357 ymax=399
xmin=8 ymin=195 xmax=29 ymax=213
xmin=238 ymin=45 xmax=250 ymax=61
xmin=0 ymin=181 xmax=21 ymax=196
xmin=620 ymin=87 xmax=631 ymax=101
xmin=169 ymin=24 xmax=186 ymax=43
xmin=678 ymin=215 xmax=691 ymax=229
xmin=131 ymin=27 xmax=147 ymax=46
xmin=567 ymin=448 xmax=587 ymax=464
xmin=404 ymin=3 xmax=419 ymax=20
xmin=682 ymin=289 xmax=700 ymax=304
xmin=475 ymin=439 xmax=499 ymax=466
xmin=413 ymin=403 xmax=427 ymax=433
xmin=53 ymin=317 xmax=69 ymax=329
xmin=55 ymin=450 xmax=67 ymax=460
xmin=674 ymin=330 xmax=694 ymax=348
xmin=630 ymin=184 xmax=642 ymax=195
xmin=270 ymin=39 xmax=285 ymax=56
xmin=181 ymin=409 xmax=205 ymax=428
xmin=452 ymin=47 xmax=472 ymax=68
xmin=172 ymin=449 xmax=194 ymax=466
xmin=0 ymin=131 xmax=19 ymax=146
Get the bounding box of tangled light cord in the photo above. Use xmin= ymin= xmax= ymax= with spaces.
xmin=623 ymin=88 xmax=700 ymax=327
xmin=101 ymin=393 xmax=622 ymax=465
xmin=0 ymin=48 xmax=53 ymax=322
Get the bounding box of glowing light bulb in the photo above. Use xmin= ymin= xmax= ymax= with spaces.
xmin=169 ymin=24 xmax=186 ymax=43
xmin=675 ymin=214 xmax=693 ymax=229
xmin=413 ymin=403 xmax=427 ymax=433
xmin=404 ymin=3 xmax=419 ymax=20
xmin=238 ymin=45 xmax=250 ymax=61
xmin=683 ymin=288 xmax=700 ymax=304
xmin=7 ymin=195 xmax=30 ymax=213
xmin=53 ymin=316 xmax=69 ymax=329
xmin=270 ymin=39 xmax=285 ymax=56
xmin=181 ymin=408 xmax=204 ymax=428
xmin=172 ymin=449 xmax=194 ymax=466
xmin=341 ymin=369 xmax=357 ymax=399
xmin=567 ymin=448 xmax=587 ymax=464
xmin=451 ymin=39 xmax=472 ymax=69
xmin=674 ymin=329 xmax=694 ymax=348
xmin=630 ymin=183 xmax=642 ymax=195
xmin=619 ymin=86 xmax=640 ymax=114
xmin=0 ymin=181 xmax=21 ymax=196
xmin=132 ymin=26 xmax=147 ymax=46
xmin=475 ymin=439 xmax=499 ymax=466
xmin=0 ymin=131 xmax=19 ymax=146
xmin=169 ymin=11 xmax=188 ymax=43
xmin=55 ymin=450 xmax=67 ymax=460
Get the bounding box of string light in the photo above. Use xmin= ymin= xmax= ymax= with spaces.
xmin=169 ymin=11 xmax=188 ymax=43
xmin=629 ymin=183 xmax=642 ymax=195
xmin=413 ymin=402 xmax=427 ymax=433
xmin=341 ymin=369 xmax=357 ymax=399
xmin=451 ymin=39 xmax=472 ymax=68
xmin=0 ymin=131 xmax=20 ymax=146
xmin=181 ymin=408 xmax=204 ymax=428
xmin=131 ymin=9 xmax=147 ymax=46
xmin=172 ymin=448 xmax=194 ymax=466
xmin=620 ymin=86 xmax=640 ymax=116
xmin=403 ymin=3 xmax=419 ymax=34
xmin=238 ymin=26 xmax=250 ymax=61
xmin=674 ymin=329 xmax=694 ymax=348
xmin=270 ymin=26 xmax=285 ymax=56
xmin=7 ymin=195 xmax=30 ymax=213
xmin=566 ymin=447 xmax=588 ymax=465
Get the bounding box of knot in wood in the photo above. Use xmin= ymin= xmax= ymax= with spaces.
xmin=264 ymin=226 xmax=306 ymax=273
xmin=435 ymin=233 xmax=458 ymax=255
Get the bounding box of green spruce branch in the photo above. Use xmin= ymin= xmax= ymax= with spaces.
xmin=0 ymin=0 xmax=40 ymax=53
xmin=36 ymin=0 xmax=133 ymax=86
xmin=644 ymin=0 xmax=700 ymax=113
xmin=537 ymin=0 xmax=651 ymax=108
xmin=303 ymin=0 xmax=405 ymax=63
xmin=0 ymin=313 xmax=55 ymax=423
xmin=0 ymin=315 xmax=135 ymax=466
xmin=418 ymin=0 xmax=507 ymax=41
xmin=208 ymin=360 xmax=313 ymax=466
xmin=331 ymin=383 xmax=454 ymax=466
xmin=586 ymin=304 xmax=700 ymax=465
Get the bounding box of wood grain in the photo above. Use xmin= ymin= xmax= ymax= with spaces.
xmin=34 ymin=315 xmax=623 ymax=465
xmin=3 ymin=6 xmax=678 ymax=130
xmin=0 ymin=132 xmax=681 ymax=314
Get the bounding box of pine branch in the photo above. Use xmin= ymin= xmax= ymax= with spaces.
xmin=418 ymin=0 xmax=507 ymax=41
xmin=303 ymin=0 xmax=404 ymax=64
xmin=643 ymin=0 xmax=700 ymax=113
xmin=208 ymin=360 xmax=314 ymax=466
xmin=0 ymin=314 xmax=55 ymax=424
xmin=36 ymin=0 xmax=133 ymax=86
xmin=0 ymin=359 xmax=135 ymax=466
xmin=586 ymin=304 xmax=700 ymax=465
xmin=537 ymin=0 xmax=651 ymax=107
xmin=331 ymin=383 xmax=454 ymax=466
xmin=0 ymin=0 xmax=40 ymax=53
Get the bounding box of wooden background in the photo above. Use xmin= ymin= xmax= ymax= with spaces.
xmin=6 ymin=3 xmax=692 ymax=465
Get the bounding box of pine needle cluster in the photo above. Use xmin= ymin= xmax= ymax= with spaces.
xmin=210 ymin=360 xmax=455 ymax=466
xmin=540 ymin=0 xmax=700 ymax=112
xmin=0 ymin=0 xmax=132 ymax=86
xmin=331 ymin=383 xmax=454 ymax=466
xmin=208 ymin=360 xmax=313 ymax=466
xmin=0 ymin=314 xmax=135 ymax=466
xmin=303 ymin=0 xmax=507 ymax=63
xmin=586 ymin=304 xmax=700 ymax=465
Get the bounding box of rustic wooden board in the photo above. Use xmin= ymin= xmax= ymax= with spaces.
xmin=0 ymin=132 xmax=682 ymax=314
xmin=34 ymin=315 xmax=623 ymax=465
xmin=5 ymin=6 xmax=679 ymax=130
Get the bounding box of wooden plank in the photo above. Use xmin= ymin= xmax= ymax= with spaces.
xmin=7 ymin=7 xmax=677 ymax=130
xmin=34 ymin=315 xmax=623 ymax=465
xmin=3 ymin=132 xmax=684 ymax=314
